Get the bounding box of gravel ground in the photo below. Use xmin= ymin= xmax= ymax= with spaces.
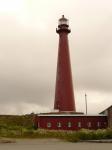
xmin=0 ymin=139 xmax=112 ymax=150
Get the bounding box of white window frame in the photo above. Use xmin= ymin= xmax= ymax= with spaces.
xmin=68 ymin=122 xmax=72 ymax=128
xmin=57 ymin=122 xmax=61 ymax=128
xmin=88 ymin=122 xmax=91 ymax=127
xmin=97 ymin=122 xmax=100 ymax=127
xmin=78 ymin=122 xmax=81 ymax=128
xmin=47 ymin=122 xmax=51 ymax=128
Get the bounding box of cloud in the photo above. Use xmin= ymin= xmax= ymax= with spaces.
xmin=0 ymin=0 xmax=112 ymax=114
xmin=72 ymin=16 xmax=112 ymax=92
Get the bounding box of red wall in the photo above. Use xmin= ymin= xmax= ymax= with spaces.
xmin=37 ymin=116 xmax=107 ymax=130
xmin=54 ymin=31 xmax=75 ymax=111
xmin=108 ymin=107 xmax=112 ymax=128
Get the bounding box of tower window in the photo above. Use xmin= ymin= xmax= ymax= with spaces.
xmin=47 ymin=122 xmax=51 ymax=128
xmin=78 ymin=122 xmax=81 ymax=128
xmin=67 ymin=122 xmax=72 ymax=128
xmin=57 ymin=122 xmax=61 ymax=128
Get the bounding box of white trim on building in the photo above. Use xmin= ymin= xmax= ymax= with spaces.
xmin=38 ymin=114 xmax=107 ymax=117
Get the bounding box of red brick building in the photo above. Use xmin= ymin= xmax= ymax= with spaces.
xmin=36 ymin=113 xmax=107 ymax=130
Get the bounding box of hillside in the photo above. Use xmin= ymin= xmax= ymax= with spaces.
xmin=0 ymin=114 xmax=34 ymax=129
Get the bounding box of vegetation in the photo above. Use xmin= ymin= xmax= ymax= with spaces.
xmin=0 ymin=114 xmax=33 ymax=128
xmin=0 ymin=115 xmax=112 ymax=142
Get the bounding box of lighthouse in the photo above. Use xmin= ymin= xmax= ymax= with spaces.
xmin=35 ymin=16 xmax=108 ymax=131
xmin=54 ymin=15 xmax=76 ymax=112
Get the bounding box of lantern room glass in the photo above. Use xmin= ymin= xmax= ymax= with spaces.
xmin=58 ymin=15 xmax=69 ymax=26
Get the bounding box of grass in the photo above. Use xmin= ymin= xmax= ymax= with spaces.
xmin=0 ymin=127 xmax=112 ymax=142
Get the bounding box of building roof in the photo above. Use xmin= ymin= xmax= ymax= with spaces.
xmin=38 ymin=113 xmax=107 ymax=117
xmin=100 ymin=105 xmax=112 ymax=114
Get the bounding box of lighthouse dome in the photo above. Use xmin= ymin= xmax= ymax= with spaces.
xmin=58 ymin=15 xmax=69 ymax=26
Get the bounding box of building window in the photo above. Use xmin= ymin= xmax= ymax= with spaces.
xmin=78 ymin=122 xmax=81 ymax=128
xmin=57 ymin=122 xmax=61 ymax=128
xmin=47 ymin=122 xmax=51 ymax=128
xmin=88 ymin=122 xmax=91 ymax=127
xmin=97 ymin=122 xmax=100 ymax=127
xmin=67 ymin=122 xmax=72 ymax=128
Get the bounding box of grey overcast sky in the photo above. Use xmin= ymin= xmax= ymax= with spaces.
xmin=0 ymin=0 xmax=112 ymax=114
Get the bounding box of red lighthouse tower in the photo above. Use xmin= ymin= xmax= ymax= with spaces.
xmin=54 ymin=15 xmax=76 ymax=112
